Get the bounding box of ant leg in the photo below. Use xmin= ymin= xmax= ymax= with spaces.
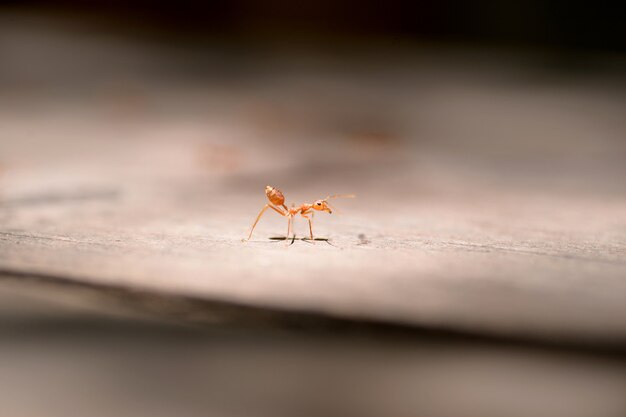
xmin=245 ymin=204 xmax=285 ymax=241
xmin=287 ymin=216 xmax=293 ymax=238
xmin=301 ymin=211 xmax=314 ymax=240
xmin=301 ymin=211 xmax=315 ymax=240
xmin=245 ymin=204 xmax=269 ymax=241
xmin=268 ymin=205 xmax=287 ymax=216
xmin=308 ymin=218 xmax=314 ymax=239
xmin=284 ymin=216 xmax=295 ymax=245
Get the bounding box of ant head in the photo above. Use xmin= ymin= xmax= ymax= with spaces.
xmin=313 ymin=200 xmax=332 ymax=213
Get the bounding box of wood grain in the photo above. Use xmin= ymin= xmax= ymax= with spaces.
xmin=1 ymin=18 xmax=625 ymax=348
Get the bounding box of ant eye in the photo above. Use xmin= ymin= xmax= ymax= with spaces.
xmin=316 ymin=202 xmax=321 ymax=206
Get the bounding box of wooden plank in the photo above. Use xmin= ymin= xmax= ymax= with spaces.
xmin=1 ymin=19 xmax=625 ymax=346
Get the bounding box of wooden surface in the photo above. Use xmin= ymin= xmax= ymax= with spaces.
xmin=1 ymin=14 xmax=626 ymax=417
xmin=1 ymin=18 xmax=626 ymax=346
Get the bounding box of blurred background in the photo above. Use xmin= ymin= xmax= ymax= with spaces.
xmin=0 ymin=1 xmax=625 ymax=417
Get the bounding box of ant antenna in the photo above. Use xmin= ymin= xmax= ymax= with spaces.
xmin=324 ymin=194 xmax=356 ymax=201
xmin=323 ymin=194 xmax=355 ymax=215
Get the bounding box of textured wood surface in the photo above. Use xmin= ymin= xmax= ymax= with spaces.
xmin=1 ymin=17 xmax=626 ymax=348
xmin=1 ymin=14 xmax=626 ymax=417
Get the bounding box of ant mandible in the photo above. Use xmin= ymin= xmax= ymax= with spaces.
xmin=244 ymin=186 xmax=354 ymax=242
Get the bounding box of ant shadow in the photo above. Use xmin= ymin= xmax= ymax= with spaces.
xmin=269 ymin=236 xmax=335 ymax=246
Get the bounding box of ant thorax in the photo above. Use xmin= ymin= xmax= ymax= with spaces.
xmin=288 ymin=204 xmax=309 ymax=216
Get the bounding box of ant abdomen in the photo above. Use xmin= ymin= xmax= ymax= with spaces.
xmin=265 ymin=185 xmax=285 ymax=206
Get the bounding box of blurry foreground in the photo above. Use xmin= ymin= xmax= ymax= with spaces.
xmin=1 ymin=284 xmax=625 ymax=417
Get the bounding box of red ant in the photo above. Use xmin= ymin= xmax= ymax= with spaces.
xmin=244 ymin=186 xmax=354 ymax=242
